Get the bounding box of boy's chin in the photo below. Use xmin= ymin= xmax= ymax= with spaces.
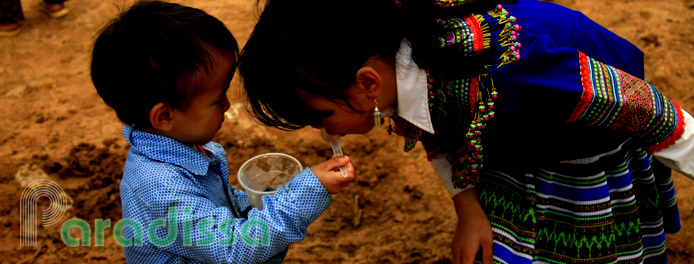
xmin=180 ymin=137 xmax=214 ymax=146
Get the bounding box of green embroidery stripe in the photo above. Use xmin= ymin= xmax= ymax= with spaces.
xmin=536 ymin=227 xmax=617 ymax=251
xmin=612 ymin=219 xmax=641 ymax=237
xmin=640 ymin=219 xmax=663 ymax=226
xmin=535 ymin=170 xmax=606 ymax=186
xmin=535 ymin=208 xmax=614 ymax=222
xmin=533 ymin=151 xmax=644 ymax=187
xmin=604 ymin=163 xmax=629 ymax=175
xmin=641 ymin=86 xmax=677 ymax=145
xmin=642 ymin=242 xmax=666 ymax=257
xmin=617 ymin=240 xmax=643 ymax=250
xmin=586 ymin=58 xmax=618 ymax=126
xmin=631 ymin=173 xmax=656 ymax=185
xmin=537 ymin=216 xmax=613 ymax=229
xmin=657 ymin=176 xmax=674 ymax=187
xmin=638 ymin=82 xmax=660 ymax=133
xmin=614 ymin=246 xmax=645 ymax=263
xmin=480 ymin=190 xmax=537 ymax=224
xmin=533 ymin=254 xmax=617 ymax=264
xmin=616 ymin=241 xmax=644 ymax=254
xmin=535 ymin=219 xmax=643 ymax=253
xmin=489 ymin=221 xmax=536 ymax=244
xmin=605 ymin=67 xmax=623 ymax=127
xmin=640 ymin=85 xmax=666 ymax=138
xmin=635 ymin=189 xmax=661 ymax=210
xmin=585 ymin=58 xmax=607 ymax=125
xmin=611 ymin=206 xmax=638 ymax=217
xmin=663 ymin=198 xmax=677 ymax=207
xmin=611 ymin=199 xmax=637 ymax=210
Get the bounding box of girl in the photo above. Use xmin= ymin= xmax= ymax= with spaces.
xmin=238 ymin=0 xmax=694 ymax=263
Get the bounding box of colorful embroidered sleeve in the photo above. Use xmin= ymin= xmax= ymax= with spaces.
xmin=567 ymin=51 xmax=686 ymax=154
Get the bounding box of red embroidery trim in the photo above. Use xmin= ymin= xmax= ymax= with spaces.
xmin=465 ymin=14 xmax=484 ymax=53
xmin=645 ymin=102 xmax=686 ymax=153
xmin=567 ymin=51 xmax=594 ymax=123
xmin=469 ymin=76 xmax=479 ymax=113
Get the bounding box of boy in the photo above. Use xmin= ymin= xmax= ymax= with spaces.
xmin=90 ymin=1 xmax=355 ymax=263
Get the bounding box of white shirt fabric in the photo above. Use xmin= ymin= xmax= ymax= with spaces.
xmin=653 ymin=110 xmax=694 ymax=180
xmin=392 ymin=40 xmax=694 ymax=197
xmin=393 ymin=40 xmax=464 ymax=197
xmin=394 ymin=39 xmax=435 ymax=135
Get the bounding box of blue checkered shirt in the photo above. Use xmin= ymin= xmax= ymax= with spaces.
xmin=119 ymin=125 xmax=332 ymax=263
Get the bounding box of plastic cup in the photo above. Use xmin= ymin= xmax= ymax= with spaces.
xmin=237 ymin=153 xmax=303 ymax=210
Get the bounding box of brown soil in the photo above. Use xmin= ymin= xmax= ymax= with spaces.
xmin=1 ymin=0 xmax=693 ymax=263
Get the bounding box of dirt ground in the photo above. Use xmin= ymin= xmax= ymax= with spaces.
xmin=0 ymin=0 xmax=693 ymax=263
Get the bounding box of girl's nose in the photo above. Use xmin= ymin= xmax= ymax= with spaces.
xmin=222 ymin=97 xmax=231 ymax=112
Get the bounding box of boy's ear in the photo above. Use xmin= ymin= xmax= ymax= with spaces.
xmin=355 ymin=66 xmax=382 ymax=98
xmin=149 ymin=102 xmax=174 ymax=131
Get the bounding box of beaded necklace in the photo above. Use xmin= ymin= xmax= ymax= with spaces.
xmin=451 ymin=4 xmax=519 ymax=188
xmin=390 ymin=4 xmax=522 ymax=190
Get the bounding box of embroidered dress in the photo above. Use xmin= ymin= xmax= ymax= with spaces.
xmin=390 ymin=0 xmax=692 ymax=263
xmin=119 ymin=125 xmax=332 ymax=263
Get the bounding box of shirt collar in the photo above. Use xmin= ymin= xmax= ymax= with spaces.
xmin=123 ymin=124 xmax=217 ymax=176
xmin=394 ymin=39 xmax=436 ymax=134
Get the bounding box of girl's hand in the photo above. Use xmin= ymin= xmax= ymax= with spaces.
xmin=451 ymin=187 xmax=493 ymax=264
xmin=311 ymin=156 xmax=355 ymax=194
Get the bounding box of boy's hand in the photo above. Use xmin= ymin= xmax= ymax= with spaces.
xmin=451 ymin=187 xmax=493 ymax=264
xmin=311 ymin=156 xmax=355 ymax=194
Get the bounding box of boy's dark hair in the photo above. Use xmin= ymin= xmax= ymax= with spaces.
xmin=238 ymin=0 xmax=514 ymax=130
xmin=91 ymin=0 xmax=238 ymax=126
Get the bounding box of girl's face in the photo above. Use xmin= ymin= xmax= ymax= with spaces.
xmin=298 ymin=88 xmax=377 ymax=135
xmin=298 ymin=58 xmax=398 ymax=136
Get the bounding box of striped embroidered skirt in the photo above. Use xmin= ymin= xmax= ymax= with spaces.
xmin=476 ymin=142 xmax=680 ymax=264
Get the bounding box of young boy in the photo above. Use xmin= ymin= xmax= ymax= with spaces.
xmin=90 ymin=1 xmax=355 ymax=263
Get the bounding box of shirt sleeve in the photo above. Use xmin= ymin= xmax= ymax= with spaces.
xmin=653 ymin=109 xmax=694 ymax=179
xmin=146 ymin=167 xmax=332 ymax=263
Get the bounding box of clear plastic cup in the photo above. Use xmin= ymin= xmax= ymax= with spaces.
xmin=237 ymin=153 xmax=303 ymax=210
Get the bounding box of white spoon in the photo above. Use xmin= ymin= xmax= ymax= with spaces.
xmin=319 ymin=128 xmax=348 ymax=178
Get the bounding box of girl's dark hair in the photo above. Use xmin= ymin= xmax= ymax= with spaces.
xmin=239 ymin=0 xmax=512 ymax=130
xmin=91 ymin=0 xmax=239 ymax=126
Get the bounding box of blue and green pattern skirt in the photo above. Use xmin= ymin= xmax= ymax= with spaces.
xmin=477 ymin=143 xmax=680 ymax=264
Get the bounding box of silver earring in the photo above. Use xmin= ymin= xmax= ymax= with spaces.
xmin=373 ymin=99 xmax=382 ymax=129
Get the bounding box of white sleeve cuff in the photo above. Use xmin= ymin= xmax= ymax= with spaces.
xmin=653 ymin=109 xmax=694 ymax=179
xmin=430 ymin=152 xmax=471 ymax=197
